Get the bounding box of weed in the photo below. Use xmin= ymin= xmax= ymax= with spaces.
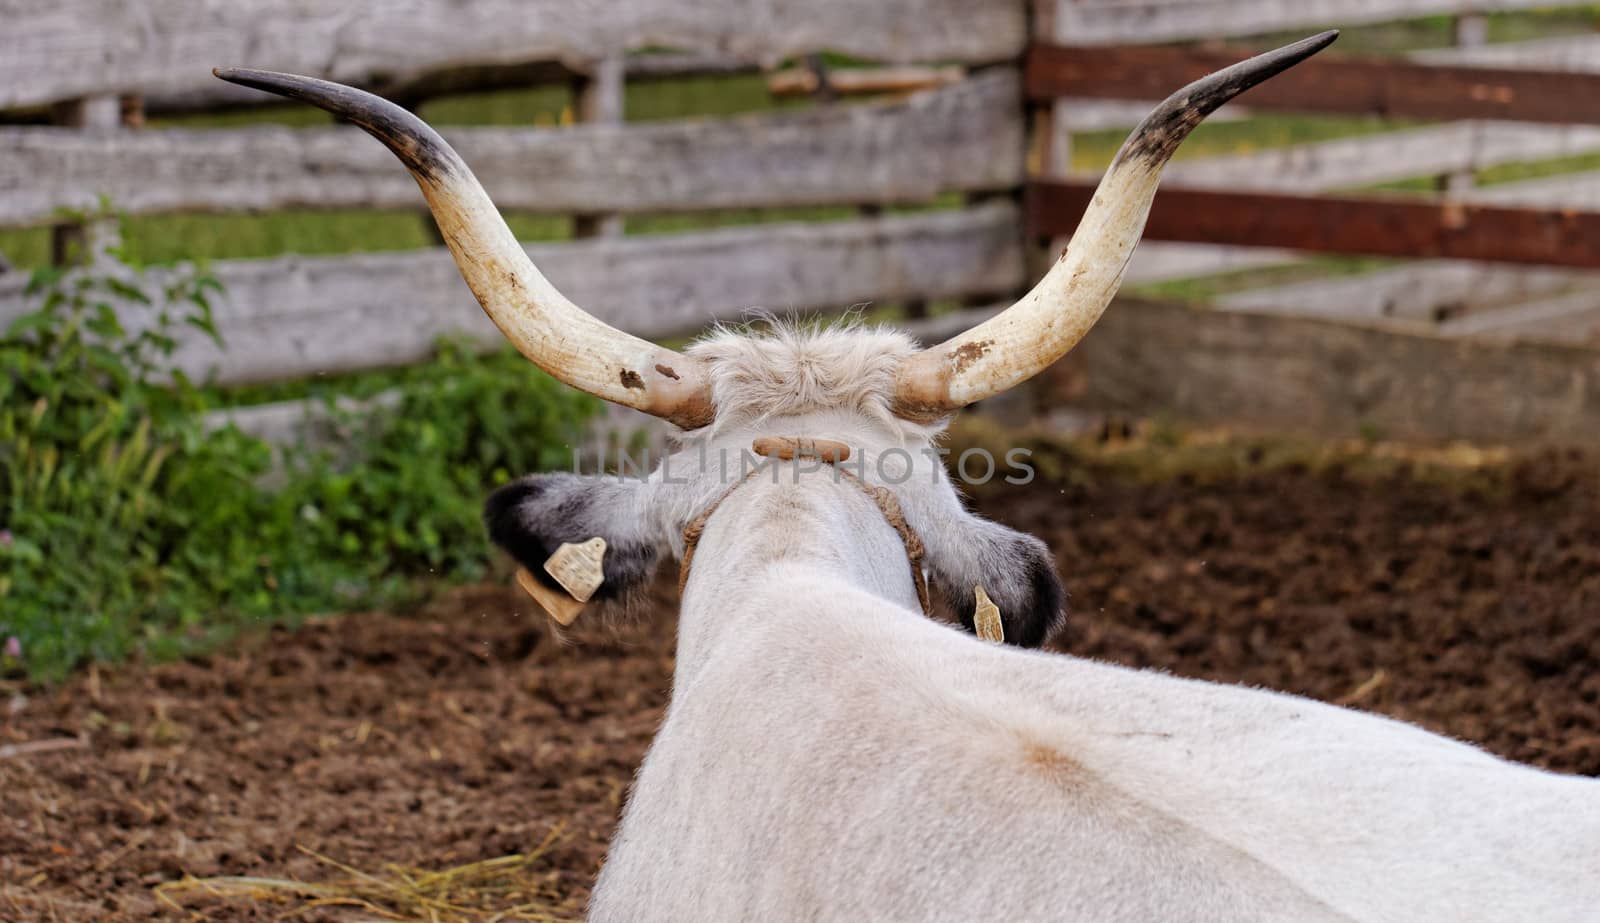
xmin=0 ymin=213 xmax=597 ymax=680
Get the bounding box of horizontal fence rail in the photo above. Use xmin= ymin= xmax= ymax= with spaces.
xmin=1064 ymin=298 xmax=1600 ymax=445
xmin=0 ymin=73 xmax=1022 ymax=228
xmin=0 ymin=204 xmax=1025 ymax=383
xmin=1217 ymin=261 xmax=1600 ymax=323
xmin=2 ymin=0 xmax=1025 ymax=111
xmin=1153 ymin=122 xmax=1600 ymax=194
xmin=1027 ymin=43 xmax=1600 ymax=125
xmin=917 ymin=296 xmax=1600 ymax=444
xmin=1027 ymin=182 xmax=1600 ymax=269
xmin=1052 ymin=0 xmax=1556 ymax=47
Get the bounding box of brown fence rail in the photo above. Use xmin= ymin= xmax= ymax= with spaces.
xmin=1027 ymin=42 xmax=1600 ymax=125
xmin=1027 ymin=182 xmax=1600 ymax=269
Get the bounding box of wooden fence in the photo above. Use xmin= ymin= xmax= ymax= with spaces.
xmin=5 ymin=0 xmax=1600 ymax=444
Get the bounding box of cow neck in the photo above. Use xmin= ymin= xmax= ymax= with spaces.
xmin=677 ymin=439 xmax=931 ymax=617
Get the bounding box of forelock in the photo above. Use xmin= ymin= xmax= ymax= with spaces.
xmin=684 ymin=317 xmax=926 ymax=434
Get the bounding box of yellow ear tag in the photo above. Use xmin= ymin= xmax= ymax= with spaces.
xmin=514 ymin=567 xmax=586 ymax=626
xmin=974 ymin=585 xmax=1004 ymax=643
xmin=544 ymin=537 xmax=607 ymax=602
xmin=511 ymin=537 xmax=607 ymax=627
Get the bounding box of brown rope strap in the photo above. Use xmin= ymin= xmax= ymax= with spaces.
xmin=678 ymin=447 xmax=932 ymax=616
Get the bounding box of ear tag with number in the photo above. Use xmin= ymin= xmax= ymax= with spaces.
xmin=544 ymin=537 xmax=607 ymax=602
xmin=511 ymin=537 xmax=607 ymax=627
xmin=974 ymin=585 xmax=1004 ymax=643
xmin=515 ymin=567 xmax=586 ymax=626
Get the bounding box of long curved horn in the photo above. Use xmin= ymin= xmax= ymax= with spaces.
xmin=213 ymin=68 xmax=716 ymax=430
xmin=891 ymin=31 xmax=1339 ymax=421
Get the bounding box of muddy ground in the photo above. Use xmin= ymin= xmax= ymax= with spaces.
xmin=3 ymin=443 xmax=1598 ymax=921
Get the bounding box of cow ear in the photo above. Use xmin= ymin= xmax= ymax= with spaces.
xmin=927 ymin=526 xmax=1064 ymax=649
xmin=484 ymin=473 xmax=663 ymax=613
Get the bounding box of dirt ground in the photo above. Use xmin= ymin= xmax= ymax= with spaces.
xmin=3 ymin=443 xmax=1598 ymax=921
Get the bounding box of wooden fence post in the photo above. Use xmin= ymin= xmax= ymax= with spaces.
xmin=572 ymin=55 xmax=626 ymax=239
xmin=1030 ymin=0 xmax=1073 ymax=282
xmin=1445 ymin=9 xmax=1489 ymax=195
xmin=49 ymin=93 xmax=137 ymax=265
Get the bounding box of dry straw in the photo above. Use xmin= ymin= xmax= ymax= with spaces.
xmin=155 ymin=825 xmax=579 ymax=922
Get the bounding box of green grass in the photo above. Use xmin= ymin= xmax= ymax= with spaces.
xmin=1068 ymin=112 xmax=1412 ymax=174
xmin=1127 ymin=255 xmax=1399 ymax=303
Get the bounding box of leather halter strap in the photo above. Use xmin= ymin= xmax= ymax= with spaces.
xmin=678 ymin=448 xmax=932 ymax=617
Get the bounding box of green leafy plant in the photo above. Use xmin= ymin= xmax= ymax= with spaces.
xmin=1 ymin=214 xmax=597 ymax=680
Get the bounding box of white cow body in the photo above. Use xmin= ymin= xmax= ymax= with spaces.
xmin=591 ymin=467 xmax=1600 ymax=922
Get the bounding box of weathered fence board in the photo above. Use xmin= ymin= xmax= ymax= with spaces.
xmin=0 ymin=73 xmax=1022 ymax=227
xmin=1156 ymin=122 xmax=1600 ymax=193
xmin=1411 ymin=34 xmax=1600 ymax=73
xmin=1 ymin=0 xmax=1026 ymax=110
xmin=1056 ymin=297 xmax=1600 ymax=444
xmin=1469 ymin=171 xmax=1600 ymax=210
xmin=911 ymin=296 xmax=1600 ymax=444
xmin=0 ymin=203 xmax=1024 ymax=383
xmin=1216 ymin=261 xmax=1598 ymax=322
xmin=1053 ymin=0 xmax=1554 ymax=47
xmin=1028 ymin=181 xmax=1600 ymax=269
xmin=142 ymin=51 xmax=763 ymax=116
xmin=1438 ymin=289 xmax=1600 ymax=344
xmin=1126 ymin=243 xmax=1295 ymax=284
xmin=1028 ymin=42 xmax=1600 ymax=125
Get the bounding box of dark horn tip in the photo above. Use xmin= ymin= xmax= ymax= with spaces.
xmin=210 ymin=66 xmax=315 ymax=99
xmin=1278 ymin=29 xmax=1340 ymax=65
xmin=1236 ymin=28 xmax=1340 ymax=85
xmin=212 ymin=66 xmax=268 ymax=87
xmin=1114 ymin=29 xmax=1340 ymax=169
xmin=210 ymin=66 xmax=459 ymax=183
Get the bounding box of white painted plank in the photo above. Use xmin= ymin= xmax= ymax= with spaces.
xmin=0 ymin=0 xmax=1025 ymax=110
xmin=0 ymin=204 xmax=1024 ymax=384
xmin=0 ymin=72 xmax=1023 ymax=228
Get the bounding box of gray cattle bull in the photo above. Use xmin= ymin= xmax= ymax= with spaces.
xmin=219 ymin=30 xmax=1599 ymax=921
